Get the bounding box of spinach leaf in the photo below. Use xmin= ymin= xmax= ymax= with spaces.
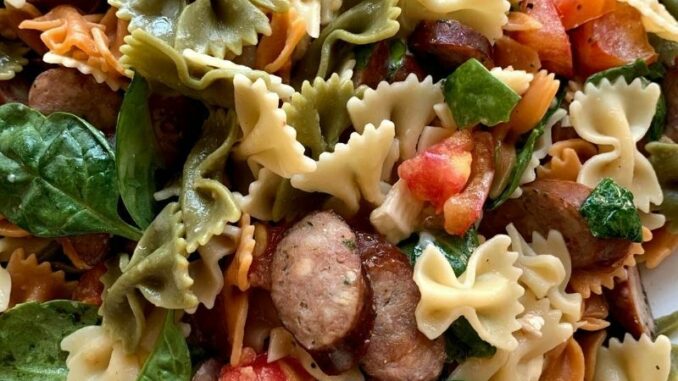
xmin=401 ymin=228 xmax=479 ymax=276
xmin=579 ymin=178 xmax=643 ymax=242
xmin=586 ymin=59 xmax=666 ymax=141
xmin=487 ymin=97 xmax=563 ymax=210
xmin=586 ymin=59 xmax=664 ymax=85
xmin=0 ymin=103 xmax=142 ymax=240
xmin=0 ymin=300 xmax=100 ymax=381
xmin=387 ymin=39 xmax=407 ymax=77
xmin=399 ymin=229 xmax=494 ymax=362
xmin=647 ymin=141 xmax=678 ymax=233
xmin=137 ymin=310 xmax=191 ymax=381
xmin=650 ymin=34 xmax=678 ymax=67
xmin=116 ymin=74 xmax=159 ymax=229
xmin=445 ymin=317 xmax=497 ymax=363
xmin=444 ymin=58 xmax=520 ymax=128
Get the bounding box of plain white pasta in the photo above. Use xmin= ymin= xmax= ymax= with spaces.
xmin=232 ymin=75 xmax=316 ymax=178
xmin=370 ymin=180 xmax=424 ymax=243
xmin=61 ymin=326 xmax=141 ymax=381
xmin=237 ymin=168 xmax=284 ymax=221
xmin=490 ymin=67 xmax=534 ymax=95
xmin=570 ymin=78 xmax=663 ymax=213
xmin=291 ymin=0 xmax=321 ymax=37
xmin=400 ymin=0 xmax=510 ymax=41
xmin=506 ymin=224 xmax=582 ymax=324
xmin=450 ymin=293 xmax=575 ymax=381
xmin=619 ymin=0 xmax=678 ymax=42
xmin=594 ymin=334 xmax=672 ymax=381
xmin=291 ymin=121 xmax=396 ymax=214
xmin=347 ymin=74 xmax=444 ymax=160
xmin=413 ymin=235 xmax=524 ymax=350
xmin=0 ymin=264 xmax=9 ymax=313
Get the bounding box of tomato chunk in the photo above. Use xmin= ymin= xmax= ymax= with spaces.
xmin=511 ymin=0 xmax=573 ymax=77
xmin=554 ymin=0 xmax=616 ymax=30
xmin=219 ymin=354 xmax=288 ymax=381
xmin=398 ymin=130 xmax=473 ymax=211
xmin=72 ymin=263 xmax=106 ymax=306
xmin=571 ymin=3 xmax=657 ymax=77
xmin=493 ymin=36 xmax=542 ymax=73
xmin=443 ymin=132 xmax=495 ymax=236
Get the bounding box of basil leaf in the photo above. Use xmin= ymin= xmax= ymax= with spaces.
xmin=137 ymin=310 xmax=191 ymax=381
xmin=116 ymin=74 xmax=159 ymax=229
xmin=0 ymin=300 xmax=100 ymax=381
xmin=580 ymin=178 xmax=643 ymax=242
xmin=487 ymin=97 xmax=563 ymax=210
xmin=586 ymin=60 xmax=666 ymax=141
xmin=0 ymin=103 xmax=142 ymax=240
xmin=444 ymin=58 xmax=520 ymax=128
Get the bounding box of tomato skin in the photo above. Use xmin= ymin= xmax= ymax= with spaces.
xmin=443 ymin=132 xmax=495 ymax=236
xmin=219 ymin=354 xmax=288 ymax=381
xmin=571 ymin=3 xmax=657 ymax=77
xmin=511 ymin=0 xmax=574 ymax=77
xmin=554 ymin=0 xmax=616 ymax=30
xmin=398 ymin=130 xmax=473 ymax=211
xmin=72 ymin=263 xmax=106 ymax=306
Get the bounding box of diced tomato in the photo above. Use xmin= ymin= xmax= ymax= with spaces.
xmin=398 ymin=130 xmax=474 ymax=210
xmin=444 ymin=132 xmax=495 ymax=236
xmin=493 ymin=36 xmax=542 ymax=73
xmin=219 ymin=354 xmax=288 ymax=381
xmin=554 ymin=0 xmax=616 ymax=29
xmin=571 ymin=3 xmax=657 ymax=77
xmin=72 ymin=263 xmax=106 ymax=306
xmin=511 ymin=0 xmax=574 ymax=77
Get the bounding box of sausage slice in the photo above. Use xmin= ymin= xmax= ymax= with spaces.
xmin=408 ymin=20 xmax=494 ymax=71
xmin=481 ymin=179 xmax=633 ymax=269
xmin=270 ymin=211 xmax=372 ymax=373
xmin=28 ymin=68 xmax=122 ymax=134
xmin=358 ymin=231 xmax=445 ymax=381
xmin=605 ymin=266 xmax=655 ymax=338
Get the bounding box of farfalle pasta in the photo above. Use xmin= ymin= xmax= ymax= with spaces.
xmin=291 ymin=121 xmax=396 ymax=214
xmin=570 ymin=78 xmax=663 ymax=213
xmin=413 ymin=235 xmax=524 ymax=350
xmin=400 ymin=0 xmax=510 ymax=40
xmin=233 ymin=74 xmax=316 ymax=178
xmin=594 ymin=334 xmax=672 ymax=381
xmin=347 ymin=74 xmax=444 ymax=160
xmin=2 ymin=0 xmax=677 ymax=380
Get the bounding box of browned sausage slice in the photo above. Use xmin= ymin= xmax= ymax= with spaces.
xmin=408 ymin=20 xmax=494 ymax=70
xmin=28 ymin=68 xmax=122 ymax=134
xmin=0 ymin=75 xmax=30 ymax=105
xmin=605 ymin=266 xmax=655 ymax=338
xmin=270 ymin=211 xmax=372 ymax=372
xmin=662 ymin=66 xmax=678 ymax=142
xmin=480 ymin=179 xmax=633 ymax=269
xmin=358 ymin=231 xmax=445 ymax=381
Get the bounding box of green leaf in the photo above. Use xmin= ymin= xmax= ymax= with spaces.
xmin=400 ymin=228 xmax=479 ymax=276
xmin=579 ymin=178 xmax=643 ymax=242
xmin=387 ymin=39 xmax=407 ymax=77
xmin=0 ymin=41 xmax=29 ymax=81
xmin=137 ymin=310 xmax=191 ymax=381
xmin=586 ymin=60 xmax=666 ymax=141
xmin=0 ymin=103 xmax=142 ymax=240
xmin=294 ymin=0 xmax=401 ymax=81
xmin=647 ymin=141 xmax=678 ymax=234
xmin=586 ymin=59 xmax=664 ymax=85
xmin=175 ymin=0 xmax=270 ymax=58
xmin=0 ymin=301 xmax=99 ymax=381
xmin=444 ymin=317 xmax=497 ymax=364
xmin=487 ymin=97 xmax=563 ymax=210
xmin=181 ymin=109 xmax=241 ymax=253
xmin=443 ymin=58 xmax=521 ymax=128
xmin=102 ymin=202 xmax=197 ymax=352
xmin=116 ymin=74 xmax=159 ymax=229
